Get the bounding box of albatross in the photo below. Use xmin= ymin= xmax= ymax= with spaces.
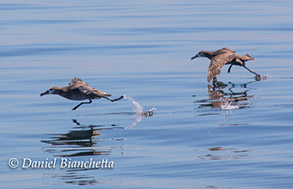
xmin=191 ymin=48 xmax=260 ymax=83
xmin=40 ymin=78 xmax=123 ymax=110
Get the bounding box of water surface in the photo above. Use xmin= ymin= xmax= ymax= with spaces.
xmin=1 ymin=0 xmax=293 ymax=188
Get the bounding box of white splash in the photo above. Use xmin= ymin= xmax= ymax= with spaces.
xmin=220 ymin=101 xmax=239 ymax=111
xmin=123 ymin=95 xmax=143 ymax=115
xmin=123 ymin=95 xmax=156 ymax=129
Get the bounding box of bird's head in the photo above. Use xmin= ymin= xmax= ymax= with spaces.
xmin=40 ymin=87 xmax=61 ymax=96
xmin=191 ymin=51 xmax=206 ymax=60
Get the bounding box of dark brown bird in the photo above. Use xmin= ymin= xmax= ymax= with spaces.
xmin=191 ymin=48 xmax=260 ymax=82
xmin=40 ymin=78 xmax=123 ymax=110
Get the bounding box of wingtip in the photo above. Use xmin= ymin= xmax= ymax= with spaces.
xmin=245 ymin=54 xmax=255 ymax=60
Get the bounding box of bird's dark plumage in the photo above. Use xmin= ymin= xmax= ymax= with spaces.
xmin=40 ymin=77 xmax=123 ymax=110
xmin=191 ymin=48 xmax=259 ymax=82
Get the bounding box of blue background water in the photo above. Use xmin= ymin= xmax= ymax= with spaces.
xmin=1 ymin=0 xmax=293 ymax=188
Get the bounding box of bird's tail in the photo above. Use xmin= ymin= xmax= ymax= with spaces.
xmin=244 ymin=54 xmax=254 ymax=61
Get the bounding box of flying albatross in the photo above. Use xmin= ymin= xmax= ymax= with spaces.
xmin=191 ymin=48 xmax=260 ymax=83
xmin=40 ymin=78 xmax=123 ymax=110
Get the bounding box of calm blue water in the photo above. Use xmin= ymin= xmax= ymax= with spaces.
xmin=1 ymin=0 xmax=293 ymax=188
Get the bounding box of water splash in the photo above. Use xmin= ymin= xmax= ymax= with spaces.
xmin=261 ymin=74 xmax=269 ymax=80
xmin=142 ymin=108 xmax=157 ymax=117
xmin=123 ymin=95 xmax=143 ymax=115
xmin=256 ymin=74 xmax=269 ymax=81
xmin=123 ymin=95 xmax=156 ymax=129
xmin=220 ymin=101 xmax=239 ymax=111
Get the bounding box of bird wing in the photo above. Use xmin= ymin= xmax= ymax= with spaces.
xmin=208 ymin=53 xmax=236 ymax=82
xmin=69 ymin=77 xmax=88 ymax=86
xmin=68 ymin=78 xmax=112 ymax=97
xmin=78 ymin=85 xmax=112 ymax=97
xmin=220 ymin=48 xmax=236 ymax=53
xmin=236 ymin=54 xmax=254 ymax=61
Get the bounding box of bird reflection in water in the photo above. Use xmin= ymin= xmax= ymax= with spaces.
xmin=41 ymin=119 xmax=124 ymax=186
xmin=195 ymin=79 xmax=258 ymax=111
xmin=41 ymin=119 xmax=123 ymax=157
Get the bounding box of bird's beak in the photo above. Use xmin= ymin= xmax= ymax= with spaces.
xmin=191 ymin=54 xmax=199 ymax=60
xmin=40 ymin=90 xmax=49 ymax=97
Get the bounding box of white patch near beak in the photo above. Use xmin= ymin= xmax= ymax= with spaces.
xmin=197 ymin=53 xmax=204 ymax=57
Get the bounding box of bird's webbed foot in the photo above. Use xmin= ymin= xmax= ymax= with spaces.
xmin=255 ymin=74 xmax=261 ymax=81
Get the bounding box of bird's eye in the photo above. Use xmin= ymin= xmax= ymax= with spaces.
xmin=49 ymin=89 xmax=52 ymax=91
